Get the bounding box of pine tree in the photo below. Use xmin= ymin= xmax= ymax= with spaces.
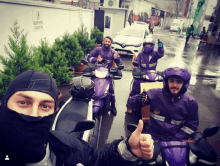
xmin=90 ymin=26 xmax=103 ymax=44
xmin=74 ymin=24 xmax=96 ymax=55
xmin=50 ymin=47 xmax=72 ymax=86
xmin=32 ymin=38 xmax=71 ymax=86
xmin=54 ymin=33 xmax=84 ymax=67
xmin=0 ymin=20 xmax=34 ymax=99
xmin=31 ymin=38 xmax=54 ymax=78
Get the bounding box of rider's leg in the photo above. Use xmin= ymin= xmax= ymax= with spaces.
xmin=185 ymin=35 xmax=190 ymax=45
xmin=126 ymin=79 xmax=141 ymax=114
xmin=109 ymin=80 xmax=117 ymax=115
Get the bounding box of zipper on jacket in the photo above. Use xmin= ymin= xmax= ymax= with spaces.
xmin=172 ymin=97 xmax=174 ymax=103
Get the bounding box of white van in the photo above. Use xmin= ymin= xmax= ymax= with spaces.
xmin=170 ymin=19 xmax=184 ymax=32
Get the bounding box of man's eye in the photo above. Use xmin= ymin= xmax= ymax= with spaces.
xmin=42 ymin=104 xmax=52 ymax=109
xmin=42 ymin=105 xmax=49 ymax=108
xmin=177 ymin=80 xmax=183 ymax=83
xmin=19 ymin=101 xmax=27 ymax=105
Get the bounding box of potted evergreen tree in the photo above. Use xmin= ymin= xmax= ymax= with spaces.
xmin=54 ymin=33 xmax=84 ymax=73
xmin=74 ymin=24 xmax=96 ymax=73
xmin=90 ymin=26 xmax=103 ymax=47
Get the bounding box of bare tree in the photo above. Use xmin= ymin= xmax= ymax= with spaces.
xmin=175 ymin=0 xmax=186 ymax=18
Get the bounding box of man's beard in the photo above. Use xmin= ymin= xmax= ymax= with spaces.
xmin=104 ymin=44 xmax=110 ymax=49
xmin=170 ymin=88 xmax=179 ymax=96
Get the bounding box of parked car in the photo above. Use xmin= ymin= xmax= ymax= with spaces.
xmin=131 ymin=21 xmax=148 ymax=29
xmin=111 ymin=26 xmax=151 ymax=56
xmin=149 ymin=15 xmax=161 ymax=26
xmin=132 ymin=21 xmax=148 ymax=26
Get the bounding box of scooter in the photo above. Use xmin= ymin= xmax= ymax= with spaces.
xmin=81 ymin=59 xmax=124 ymax=149
xmin=128 ymin=61 xmax=163 ymax=122
xmin=127 ymin=123 xmax=219 ymax=166
xmin=51 ymin=76 xmax=95 ymax=142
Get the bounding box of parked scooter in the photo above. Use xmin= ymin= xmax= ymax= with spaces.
xmin=82 ymin=59 xmax=124 ymax=149
xmin=51 ymin=76 xmax=95 ymax=142
xmin=128 ymin=61 xmax=163 ymax=122
xmin=127 ymin=123 xmax=219 ymax=166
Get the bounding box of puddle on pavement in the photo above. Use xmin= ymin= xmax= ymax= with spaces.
xmin=190 ymin=75 xmax=220 ymax=91
xmin=166 ymin=53 xmax=175 ymax=57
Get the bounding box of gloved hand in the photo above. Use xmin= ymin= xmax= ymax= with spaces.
xmin=158 ymin=39 xmax=163 ymax=48
xmin=137 ymin=91 xmax=147 ymax=103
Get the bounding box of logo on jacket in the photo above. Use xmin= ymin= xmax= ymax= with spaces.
xmin=121 ymin=43 xmax=126 ymax=48
xmin=154 ymin=108 xmax=160 ymax=115
xmin=174 ymin=67 xmax=179 ymax=72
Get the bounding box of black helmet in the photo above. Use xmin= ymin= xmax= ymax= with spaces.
xmin=70 ymin=76 xmax=95 ymax=102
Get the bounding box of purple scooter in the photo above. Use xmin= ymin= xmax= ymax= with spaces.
xmin=128 ymin=61 xmax=163 ymax=121
xmin=82 ymin=59 xmax=124 ymax=149
xmin=127 ymin=124 xmax=219 ymax=166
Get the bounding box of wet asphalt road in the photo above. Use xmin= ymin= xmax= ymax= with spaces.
xmin=97 ymin=27 xmax=220 ymax=165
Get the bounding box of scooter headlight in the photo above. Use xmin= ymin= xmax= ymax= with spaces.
xmin=95 ymin=70 xmax=108 ymax=78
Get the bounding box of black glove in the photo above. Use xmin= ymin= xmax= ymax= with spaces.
xmin=137 ymin=91 xmax=147 ymax=103
xmin=158 ymin=39 xmax=163 ymax=48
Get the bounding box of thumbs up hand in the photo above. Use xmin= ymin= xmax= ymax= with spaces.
xmin=128 ymin=120 xmax=154 ymax=159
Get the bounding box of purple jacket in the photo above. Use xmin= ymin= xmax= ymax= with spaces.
xmin=129 ymin=88 xmax=199 ymax=140
xmin=135 ymin=48 xmax=164 ymax=71
xmin=87 ymin=45 xmax=122 ymax=69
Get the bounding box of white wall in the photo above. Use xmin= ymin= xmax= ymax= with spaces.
xmin=0 ymin=0 xmax=94 ymax=70
xmin=102 ymin=8 xmax=126 ymax=39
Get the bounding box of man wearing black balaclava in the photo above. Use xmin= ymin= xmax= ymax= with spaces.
xmin=0 ymin=69 xmax=154 ymax=166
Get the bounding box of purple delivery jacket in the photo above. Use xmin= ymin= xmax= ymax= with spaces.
xmin=129 ymin=88 xmax=199 ymax=141
xmin=87 ymin=45 xmax=122 ymax=69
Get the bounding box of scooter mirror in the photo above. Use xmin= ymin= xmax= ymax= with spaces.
xmin=81 ymin=59 xmax=88 ymax=65
xmin=203 ymin=125 xmax=219 ymax=138
xmin=132 ymin=62 xmax=139 ymax=67
xmin=127 ymin=123 xmax=138 ymax=133
xmin=118 ymin=65 xmax=124 ymax=70
xmin=71 ymin=120 xmax=95 ymax=133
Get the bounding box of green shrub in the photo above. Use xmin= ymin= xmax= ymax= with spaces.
xmin=49 ymin=46 xmax=72 ymax=86
xmin=90 ymin=26 xmax=103 ymax=44
xmin=54 ymin=33 xmax=84 ymax=67
xmin=74 ymin=24 xmax=96 ymax=55
xmin=32 ymin=38 xmax=72 ymax=86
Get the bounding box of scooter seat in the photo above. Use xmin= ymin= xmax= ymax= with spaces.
xmin=55 ymin=100 xmax=89 ymax=136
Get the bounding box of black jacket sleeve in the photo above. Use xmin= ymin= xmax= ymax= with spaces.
xmin=49 ymin=131 xmax=135 ymax=166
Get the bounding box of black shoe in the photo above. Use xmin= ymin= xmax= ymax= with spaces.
xmin=111 ymin=105 xmax=117 ymax=116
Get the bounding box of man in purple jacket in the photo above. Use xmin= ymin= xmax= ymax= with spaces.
xmin=87 ymin=36 xmax=122 ymax=115
xmin=128 ymin=62 xmax=199 ymax=141
xmin=126 ymin=37 xmax=164 ymax=114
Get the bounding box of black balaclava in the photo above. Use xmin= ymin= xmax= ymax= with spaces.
xmin=0 ymin=70 xmax=58 ymax=165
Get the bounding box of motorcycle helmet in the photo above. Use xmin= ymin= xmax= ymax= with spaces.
xmin=70 ymin=76 xmax=95 ymax=102
xmin=143 ymin=37 xmax=155 ymax=54
xmin=163 ymin=61 xmax=191 ymax=95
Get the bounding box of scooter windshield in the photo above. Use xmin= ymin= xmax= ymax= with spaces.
xmin=95 ymin=68 xmax=108 ymax=78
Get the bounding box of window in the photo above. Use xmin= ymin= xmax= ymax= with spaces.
xmin=105 ymin=16 xmax=111 ymax=29
xmin=151 ymin=16 xmax=158 ymax=20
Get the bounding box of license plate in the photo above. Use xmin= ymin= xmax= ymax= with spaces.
xmin=117 ymin=51 xmax=127 ymax=54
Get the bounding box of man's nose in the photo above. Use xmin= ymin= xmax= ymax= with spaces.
xmin=173 ymin=81 xmax=178 ymax=86
xmin=29 ymin=104 xmax=39 ymax=117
